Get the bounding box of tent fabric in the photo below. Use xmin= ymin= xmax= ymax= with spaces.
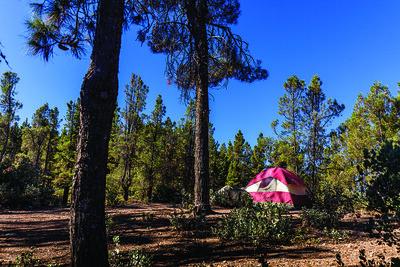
xmin=245 ymin=167 xmax=307 ymax=207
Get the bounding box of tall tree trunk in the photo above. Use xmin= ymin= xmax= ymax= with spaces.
xmin=70 ymin=0 xmax=124 ymax=266
xmin=192 ymin=0 xmax=211 ymax=215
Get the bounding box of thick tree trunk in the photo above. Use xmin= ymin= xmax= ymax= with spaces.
xmin=70 ymin=0 xmax=124 ymax=266
xmin=192 ymin=0 xmax=211 ymax=215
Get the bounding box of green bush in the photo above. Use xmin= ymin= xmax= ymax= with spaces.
xmin=106 ymin=175 xmax=123 ymax=207
xmin=0 ymin=155 xmax=55 ymax=208
xmin=213 ymin=203 xmax=292 ymax=246
xmin=14 ymin=248 xmax=41 ymax=267
xmin=364 ymin=141 xmax=400 ymax=216
xmin=302 ymin=181 xmax=354 ymax=229
xmin=109 ymin=235 xmax=153 ymax=267
xmin=301 ymin=208 xmax=338 ymax=229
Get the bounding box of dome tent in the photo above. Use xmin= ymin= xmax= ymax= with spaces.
xmin=245 ymin=167 xmax=308 ymax=208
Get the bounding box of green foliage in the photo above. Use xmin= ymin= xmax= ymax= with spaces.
xmin=333 ymin=83 xmax=400 ymax=193
xmin=0 ymin=71 xmax=22 ymax=163
xmin=272 ymin=75 xmax=344 ymax=196
xmin=213 ymin=203 xmax=292 ymax=246
xmin=322 ymin=228 xmax=348 ymax=243
xmin=109 ymin=235 xmax=153 ymax=267
xmin=14 ymin=248 xmax=41 ymax=266
xmin=302 ymin=181 xmax=354 ymax=229
xmin=301 ymin=209 xmax=337 ymax=229
xmin=250 ymin=133 xmax=274 ymax=176
xmin=0 ymin=154 xmax=54 ymax=208
xmin=365 ymin=141 xmax=400 ymax=216
xmin=53 ymin=100 xmax=79 ymax=205
xmin=226 ymin=130 xmax=252 ymax=187
xmin=272 ymin=75 xmax=305 ymax=173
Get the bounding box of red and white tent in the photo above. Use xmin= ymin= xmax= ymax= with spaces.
xmin=245 ymin=167 xmax=308 ymax=207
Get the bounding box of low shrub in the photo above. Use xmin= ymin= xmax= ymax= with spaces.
xmin=364 ymin=141 xmax=400 ymax=216
xmin=322 ymin=228 xmax=348 ymax=243
xmin=109 ymin=235 xmax=153 ymax=267
xmin=213 ymin=203 xmax=292 ymax=246
xmin=303 ymin=181 xmax=354 ymax=229
xmin=301 ymin=208 xmax=338 ymax=229
xmin=0 ymin=155 xmax=55 ymax=208
xmin=15 ymin=248 xmax=41 ymax=267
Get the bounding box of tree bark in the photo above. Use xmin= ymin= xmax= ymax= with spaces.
xmin=70 ymin=0 xmax=124 ymax=266
xmin=190 ymin=0 xmax=211 ymax=215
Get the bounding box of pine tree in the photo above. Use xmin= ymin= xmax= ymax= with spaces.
xmin=302 ymin=76 xmax=344 ymax=196
xmin=226 ymin=130 xmax=252 ymax=187
xmin=144 ymin=95 xmax=166 ymax=201
xmin=120 ymin=74 xmax=149 ymax=201
xmin=54 ymin=100 xmax=80 ymax=206
xmin=251 ymin=133 xmax=274 ymax=176
xmin=271 ymin=75 xmax=305 ymax=173
xmin=143 ymin=0 xmax=268 ymax=214
xmin=0 ymin=72 xmax=22 ymax=163
xmin=27 ymin=0 xmax=128 ymax=263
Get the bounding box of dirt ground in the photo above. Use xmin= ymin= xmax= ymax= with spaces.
xmin=0 ymin=203 xmax=398 ymax=266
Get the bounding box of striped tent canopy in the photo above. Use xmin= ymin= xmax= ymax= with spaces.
xmin=245 ymin=167 xmax=308 ymax=207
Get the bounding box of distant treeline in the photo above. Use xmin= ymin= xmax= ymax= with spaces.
xmin=0 ymin=71 xmax=399 ymax=215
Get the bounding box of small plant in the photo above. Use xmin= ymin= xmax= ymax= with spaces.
xmin=180 ymin=189 xmax=193 ymax=210
xmin=323 ymin=228 xmax=348 ymax=243
xmin=106 ymin=214 xmax=115 ymax=237
xmin=127 ymin=249 xmax=153 ymax=267
xmin=301 ymin=208 xmax=338 ymax=229
xmin=109 ymin=235 xmax=153 ymax=267
xmin=15 ymin=247 xmax=41 ymax=266
xmin=213 ymin=203 xmax=292 ymax=246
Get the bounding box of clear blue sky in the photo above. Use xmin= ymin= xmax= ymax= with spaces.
xmin=0 ymin=0 xmax=399 ymax=146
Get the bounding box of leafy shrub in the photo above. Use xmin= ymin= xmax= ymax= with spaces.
xmin=14 ymin=247 xmax=41 ymax=266
xmin=303 ymin=181 xmax=354 ymax=229
xmin=213 ymin=203 xmax=292 ymax=246
xmin=106 ymin=214 xmax=115 ymax=237
xmin=109 ymin=235 xmax=153 ymax=267
xmin=364 ymin=141 xmax=400 ymax=216
xmin=106 ymin=176 xmax=123 ymax=207
xmin=179 ymin=189 xmax=193 ymax=210
xmin=301 ymin=208 xmax=338 ymax=229
xmin=322 ymin=228 xmax=348 ymax=243
xmin=0 ymin=155 xmax=55 ymax=208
